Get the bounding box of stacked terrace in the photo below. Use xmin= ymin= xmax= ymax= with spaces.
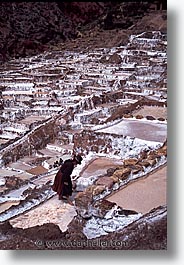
xmin=0 ymin=31 xmax=167 ymax=231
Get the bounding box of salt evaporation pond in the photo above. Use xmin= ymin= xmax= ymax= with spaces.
xmin=10 ymin=195 xmax=76 ymax=231
xmin=107 ymin=165 xmax=167 ymax=214
xmin=97 ymin=119 xmax=167 ymax=143
xmin=80 ymin=157 xmax=124 ymax=178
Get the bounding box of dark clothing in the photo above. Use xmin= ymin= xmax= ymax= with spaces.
xmin=52 ymin=159 xmax=74 ymax=197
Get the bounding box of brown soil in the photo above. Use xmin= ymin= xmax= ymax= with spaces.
xmin=26 ymin=165 xmax=48 ymax=175
xmin=134 ymin=106 xmax=167 ymax=120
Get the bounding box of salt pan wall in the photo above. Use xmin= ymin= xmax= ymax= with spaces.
xmin=73 ymin=130 xmax=161 ymax=158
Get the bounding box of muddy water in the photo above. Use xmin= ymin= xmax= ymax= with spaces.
xmin=80 ymin=157 xmax=124 ymax=178
xmin=26 ymin=165 xmax=48 ymax=175
xmin=107 ymin=165 xmax=167 ymax=214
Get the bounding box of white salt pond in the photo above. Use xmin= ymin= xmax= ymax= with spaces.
xmin=97 ymin=119 xmax=167 ymax=143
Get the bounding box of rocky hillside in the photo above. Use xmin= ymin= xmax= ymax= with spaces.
xmin=0 ymin=1 xmax=167 ymax=62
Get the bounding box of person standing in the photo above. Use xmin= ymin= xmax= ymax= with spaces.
xmin=52 ymin=154 xmax=83 ymax=205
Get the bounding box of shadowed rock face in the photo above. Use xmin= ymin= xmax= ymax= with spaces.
xmin=0 ymin=2 xmax=107 ymax=61
xmin=0 ymin=1 xmax=166 ymax=62
xmin=0 ymin=2 xmax=73 ymax=61
xmin=56 ymin=2 xmax=105 ymax=25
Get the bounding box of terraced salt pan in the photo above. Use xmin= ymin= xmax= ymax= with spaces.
xmin=0 ymin=168 xmax=22 ymax=177
xmin=0 ymin=31 xmax=167 ymax=229
xmin=76 ymin=156 xmax=124 ymax=191
xmin=18 ymin=115 xmax=50 ymax=125
xmin=0 ymin=139 xmax=9 ymax=145
xmin=107 ymin=165 xmax=167 ymax=214
xmin=0 ymin=169 xmax=57 ymax=216
xmin=26 ymin=165 xmax=48 ymax=175
xmin=3 ymin=127 xmax=25 ymax=134
xmin=38 ymin=148 xmax=62 ymax=157
xmin=32 ymin=172 xmax=56 ymax=186
xmin=97 ymin=119 xmax=167 ymax=143
xmin=80 ymin=157 xmax=124 ymax=178
xmin=0 ymin=178 xmax=5 ymax=185
xmin=10 ymin=195 xmax=77 ymax=231
xmin=0 ymin=132 xmax=18 ymax=139
xmin=7 ymin=161 xmax=32 ymax=171
xmin=0 ymin=183 xmax=35 ymax=204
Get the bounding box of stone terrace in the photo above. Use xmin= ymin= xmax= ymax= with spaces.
xmin=0 ymin=30 xmax=167 ymax=231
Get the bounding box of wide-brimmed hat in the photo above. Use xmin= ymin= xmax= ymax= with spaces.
xmin=74 ymin=154 xmax=83 ymax=165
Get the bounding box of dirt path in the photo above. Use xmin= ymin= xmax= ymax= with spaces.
xmin=107 ymin=165 xmax=167 ymax=214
